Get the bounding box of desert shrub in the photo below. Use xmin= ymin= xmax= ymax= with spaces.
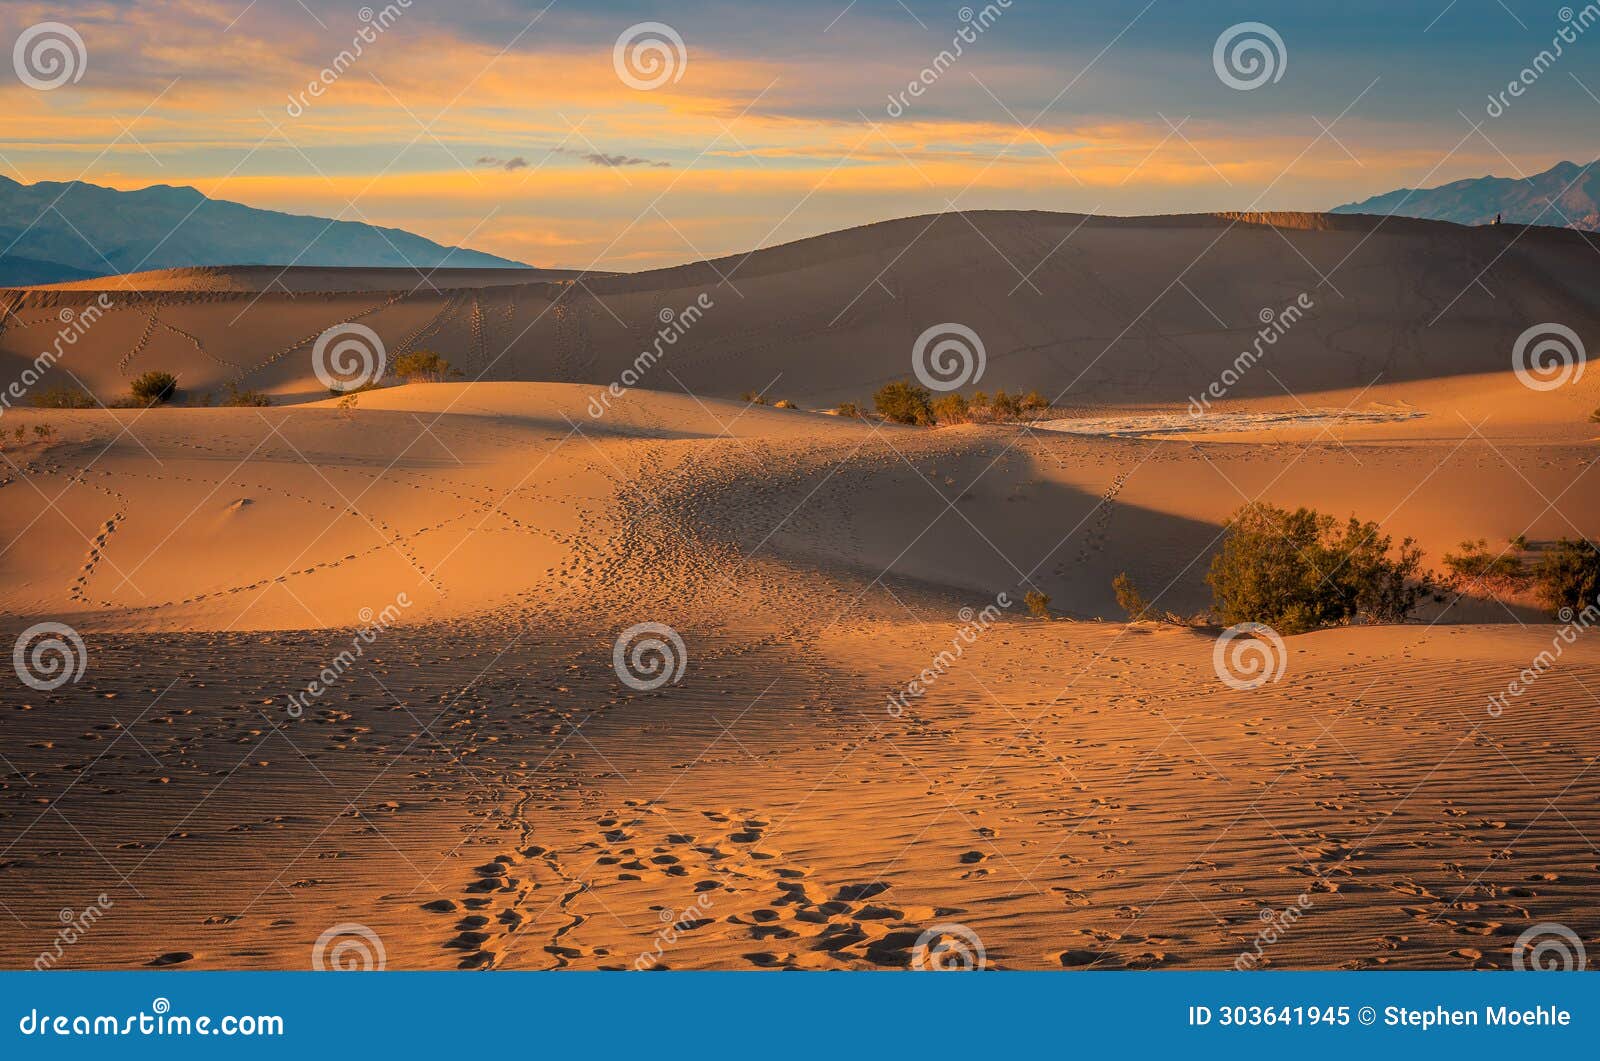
xmin=873 ymin=379 xmax=934 ymax=426
xmin=392 ymin=350 xmax=458 ymax=383
xmin=742 ymin=391 xmax=769 ymax=406
xmin=1019 ymin=390 xmax=1051 ymax=416
xmin=129 ymin=370 xmax=178 ymax=406
xmin=32 ymin=424 xmax=55 ymax=440
xmin=774 ymin=399 xmax=797 ymax=409
xmin=835 ymin=401 xmax=866 ymax=419
xmin=1112 ymin=572 xmax=1151 ymax=621
xmin=329 ymin=380 xmax=383 ymax=397
xmin=931 ymin=392 xmax=970 ymax=425
xmin=991 ymin=389 xmax=1020 ymax=420
xmin=219 ymin=383 xmax=270 ymax=407
xmin=1024 ymin=589 xmax=1052 ymax=619
xmin=1535 ymin=538 xmax=1600 ymax=618
xmin=1442 ymin=539 xmax=1526 ymax=584
xmin=31 ymin=386 xmax=96 ymax=409
xmin=1206 ymin=502 xmax=1431 ymax=634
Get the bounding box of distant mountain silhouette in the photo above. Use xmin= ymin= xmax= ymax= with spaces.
xmin=0 ymin=177 xmax=526 ymax=286
xmin=1332 ymin=160 xmax=1600 ymax=230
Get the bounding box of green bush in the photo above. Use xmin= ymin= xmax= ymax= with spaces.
xmin=1535 ymin=539 xmax=1600 ymax=618
xmin=31 ymin=387 xmax=96 ymax=409
xmin=129 ymin=370 xmax=178 ymax=406
xmin=1112 ymin=572 xmax=1151 ymax=621
xmin=1206 ymin=502 xmax=1430 ymax=634
xmin=1442 ymin=539 xmax=1526 ymax=584
xmin=873 ymin=379 xmax=934 ymax=426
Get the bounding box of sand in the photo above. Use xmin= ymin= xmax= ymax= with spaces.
xmin=1 ymin=211 xmax=1598 ymax=970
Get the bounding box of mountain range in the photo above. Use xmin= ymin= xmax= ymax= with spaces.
xmin=1332 ymin=159 xmax=1599 ymax=230
xmin=0 ymin=177 xmax=525 ymax=286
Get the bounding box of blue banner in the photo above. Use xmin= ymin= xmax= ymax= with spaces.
xmin=3 ymin=971 xmax=1592 ymax=1057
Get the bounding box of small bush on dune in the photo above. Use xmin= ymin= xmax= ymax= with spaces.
xmin=1206 ymin=501 xmax=1431 ymax=634
xmin=1024 ymin=589 xmax=1052 ymax=619
xmin=329 ymin=380 xmax=384 ymax=397
xmin=1535 ymin=538 xmax=1600 ymax=618
xmin=130 ymin=370 xmax=178 ymax=406
xmin=774 ymin=399 xmax=797 ymax=409
xmin=32 ymin=424 xmax=55 ymax=440
xmin=31 ymin=386 xmax=96 ymax=409
xmin=742 ymin=391 xmax=769 ymax=406
xmin=835 ymin=401 xmax=866 ymax=419
xmin=1113 ymin=572 xmax=1151 ymax=621
xmin=392 ymin=350 xmax=459 ymax=383
xmin=221 ymin=383 xmax=271 ymax=407
xmin=873 ymin=379 xmax=935 ymax=426
xmin=1442 ymin=538 xmax=1527 ymax=585
xmin=931 ymin=392 xmax=970 ymax=425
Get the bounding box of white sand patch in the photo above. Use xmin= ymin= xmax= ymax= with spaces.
xmin=1032 ymin=407 xmax=1427 ymax=438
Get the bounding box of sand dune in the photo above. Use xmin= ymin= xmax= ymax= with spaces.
xmin=4 ymin=211 xmax=1597 ymax=418
xmin=2 ymin=211 xmax=1598 ymax=972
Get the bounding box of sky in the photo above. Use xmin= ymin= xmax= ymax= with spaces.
xmin=1 ymin=0 xmax=1597 ymax=269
